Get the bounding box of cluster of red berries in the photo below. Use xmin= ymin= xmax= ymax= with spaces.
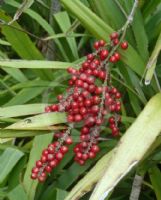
xmin=31 ymin=32 xmax=128 ymax=182
xmin=31 ymin=133 xmax=73 ymax=182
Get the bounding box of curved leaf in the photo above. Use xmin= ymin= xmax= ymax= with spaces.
xmin=89 ymin=93 xmax=161 ymax=199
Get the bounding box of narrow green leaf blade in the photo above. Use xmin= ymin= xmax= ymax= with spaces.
xmin=0 ymin=104 xmax=47 ymax=118
xmin=0 ymin=60 xmax=70 ymax=69
xmin=6 ymin=112 xmax=66 ymax=130
xmin=0 ymin=148 xmax=24 ymax=184
xmin=145 ymin=32 xmax=161 ymax=84
xmin=54 ymin=11 xmax=79 ymax=59
xmin=149 ymin=166 xmax=161 ymax=200
xmin=7 ymin=184 xmax=28 ymax=200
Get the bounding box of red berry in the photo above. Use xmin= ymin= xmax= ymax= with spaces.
xmin=80 ymin=107 xmax=87 ymax=115
xmin=31 ymin=173 xmax=37 ymax=179
xmin=67 ymin=67 xmax=74 ymax=73
xmin=82 ymin=62 xmax=89 ymax=70
xmin=76 ymin=152 xmax=82 ymax=159
xmin=113 ymin=38 xmax=119 ymax=45
xmin=49 ymin=159 xmax=58 ymax=168
xmin=92 ymin=96 xmax=100 ymax=104
xmin=114 ymin=52 xmax=120 ymax=61
xmin=45 ymin=166 xmax=52 ymax=173
xmin=98 ymin=71 xmax=106 ymax=80
xmin=100 ymin=50 xmax=109 ymax=60
xmin=57 ymin=95 xmax=63 ymax=101
xmin=109 ymin=56 xmax=117 ymax=63
xmin=51 ymin=104 xmax=58 ymax=111
xmin=45 ymin=106 xmax=51 ymax=113
xmin=67 ymin=115 xmax=74 ymax=123
xmin=91 ymin=145 xmax=100 ymax=153
xmin=86 ymin=76 xmax=95 ymax=84
xmin=110 ymin=32 xmax=119 ymax=40
xmin=32 ymin=167 xmax=39 ymax=174
xmin=108 ymin=116 xmax=115 ymax=124
xmin=47 ymin=154 xmax=54 ymax=161
xmin=87 ymin=54 xmax=94 ymax=61
xmin=82 ymin=154 xmax=89 ymax=161
xmin=121 ymin=41 xmax=128 ymax=50
xmin=75 ymin=79 xmax=83 ymax=87
xmin=81 ymin=126 xmax=90 ymax=134
xmin=112 ymin=127 xmax=119 ymax=136
xmin=55 ymin=152 xmax=63 ymax=161
xmin=36 ymin=160 xmax=42 ymax=168
xmin=93 ymin=69 xmax=99 ymax=76
xmin=41 ymin=155 xmax=47 ymax=163
xmin=85 ymin=99 xmax=92 ymax=107
xmin=42 ymin=149 xmax=49 ymax=156
xmin=74 ymin=114 xmax=83 ymax=122
xmin=88 ymin=84 xmax=96 ymax=93
xmin=94 ymin=41 xmax=100 ymax=50
xmin=38 ymin=173 xmax=46 ymax=182
xmin=91 ymin=105 xmax=99 ymax=113
xmin=95 ymin=87 xmax=103 ymax=94
xmin=80 ymin=73 xmax=87 ymax=81
xmin=65 ymin=136 xmax=73 ymax=145
xmin=115 ymin=92 xmax=121 ymax=99
xmin=89 ymin=151 xmax=96 ymax=159
xmin=99 ymin=39 xmax=106 ymax=47
xmin=85 ymin=116 xmax=95 ymax=127
xmin=60 ymin=146 xmax=68 ymax=154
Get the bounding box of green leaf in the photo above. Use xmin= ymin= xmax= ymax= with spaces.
xmin=145 ymin=32 xmax=161 ymax=84
xmin=60 ymin=0 xmax=145 ymax=77
xmin=90 ymin=93 xmax=161 ymax=200
xmin=0 ymin=10 xmax=43 ymax=60
xmin=54 ymin=11 xmax=79 ymax=59
xmin=8 ymin=0 xmax=34 ymax=24
xmin=8 ymin=157 xmax=27 ymax=190
xmin=149 ymin=166 xmax=161 ymax=200
xmin=64 ymin=151 xmax=113 ymax=200
xmin=0 ymin=60 xmax=70 ymax=69
xmin=0 ymin=147 xmax=24 ymax=184
xmin=23 ymin=133 xmax=53 ymax=200
xmin=41 ymin=188 xmax=68 ymax=200
xmin=0 ymin=10 xmax=52 ymax=80
xmin=88 ymin=0 xmax=136 ymax=46
xmin=123 ymin=2 xmax=149 ymax=62
xmin=7 ymin=184 xmax=28 ymax=200
xmin=145 ymin=10 xmax=161 ymax=41
xmin=88 ymin=0 xmax=124 ymax=28
xmin=5 ymin=0 xmax=69 ymax=61
xmin=131 ymin=9 xmax=149 ymax=62
xmin=0 ymin=104 xmax=47 ymax=118
xmin=61 ymin=0 xmax=113 ymax=38
xmin=0 ymin=38 xmax=11 ymax=46
xmin=142 ymin=0 xmax=161 ymax=19
xmin=0 ymin=129 xmax=51 ymax=138
xmin=4 ymin=87 xmax=46 ymax=106
xmin=0 ymin=23 xmax=27 ymax=83
xmin=6 ymin=112 xmax=66 ymax=130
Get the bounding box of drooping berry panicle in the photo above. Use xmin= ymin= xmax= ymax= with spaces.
xmin=31 ymin=125 xmax=73 ymax=182
xmin=31 ymin=32 xmax=128 ymax=182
